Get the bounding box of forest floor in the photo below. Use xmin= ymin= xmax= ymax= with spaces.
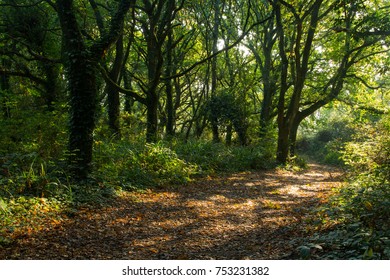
xmin=1 ymin=163 xmax=345 ymax=260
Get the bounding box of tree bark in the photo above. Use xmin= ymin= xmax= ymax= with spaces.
xmin=57 ymin=0 xmax=132 ymax=179
xmin=211 ymin=0 xmax=221 ymax=143
xmin=43 ymin=63 xmax=59 ymax=111
xmin=1 ymin=59 xmax=11 ymax=118
xmin=274 ymin=0 xmax=323 ymax=163
xmin=146 ymin=92 xmax=159 ymax=143
xmin=277 ymin=123 xmax=290 ymax=164
xmin=165 ymin=28 xmax=175 ymax=137
xmin=107 ymin=34 xmax=124 ymax=138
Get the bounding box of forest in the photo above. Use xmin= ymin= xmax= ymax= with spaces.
xmin=0 ymin=0 xmax=389 ymax=260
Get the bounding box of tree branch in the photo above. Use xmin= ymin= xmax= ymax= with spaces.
xmin=0 ymin=69 xmax=47 ymax=85
xmin=162 ymin=14 xmax=272 ymax=80
xmin=97 ymin=64 xmax=147 ymax=105
xmin=346 ymin=74 xmax=382 ymax=90
xmin=90 ymin=0 xmax=134 ymax=58
xmin=335 ymin=97 xmax=388 ymax=115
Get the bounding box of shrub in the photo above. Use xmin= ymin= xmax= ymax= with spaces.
xmin=307 ymin=116 xmax=390 ymax=259
xmin=93 ymin=140 xmax=196 ymax=189
xmin=173 ymin=140 xmax=274 ymax=174
xmin=297 ymin=119 xmax=355 ymax=165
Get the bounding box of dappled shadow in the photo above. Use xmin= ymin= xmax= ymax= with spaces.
xmin=0 ymin=164 xmax=344 ymax=259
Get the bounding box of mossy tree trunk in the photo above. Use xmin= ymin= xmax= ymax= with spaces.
xmin=57 ymin=0 xmax=133 ymax=179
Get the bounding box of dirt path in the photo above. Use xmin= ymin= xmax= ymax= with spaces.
xmin=1 ymin=164 xmax=344 ymax=259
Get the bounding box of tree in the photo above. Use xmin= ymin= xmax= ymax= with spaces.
xmin=0 ymin=1 xmax=62 ymax=111
xmin=56 ymin=0 xmax=133 ymax=179
xmin=268 ymin=0 xmax=390 ymax=163
xmin=247 ymin=1 xmax=278 ymax=138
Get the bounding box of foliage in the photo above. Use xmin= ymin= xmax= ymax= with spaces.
xmin=297 ymin=110 xmax=356 ymax=165
xmin=304 ymin=115 xmax=390 ymax=259
xmin=0 ymin=196 xmax=65 ymax=246
xmin=0 ymin=0 xmax=389 ymax=260
xmin=204 ymin=92 xmax=250 ymax=143
xmin=173 ymin=140 xmax=274 ymax=174
xmin=93 ymin=140 xmax=196 ymax=189
xmin=341 ymin=115 xmax=390 ymax=231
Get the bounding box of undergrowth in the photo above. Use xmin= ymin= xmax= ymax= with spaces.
xmin=1 ymin=137 xmax=273 ymax=245
xmin=298 ymin=116 xmax=390 ymax=260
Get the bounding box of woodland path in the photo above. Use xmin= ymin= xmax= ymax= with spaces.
xmin=1 ymin=164 xmax=344 ymax=259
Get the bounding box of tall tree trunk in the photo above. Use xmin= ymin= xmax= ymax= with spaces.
xmin=1 ymin=59 xmax=11 ymax=118
xmin=123 ymin=70 xmax=134 ymax=114
xmin=274 ymin=0 xmax=290 ymax=164
xmin=289 ymin=118 xmax=300 ymax=158
xmin=277 ymin=123 xmax=290 ymax=164
xmin=43 ymin=63 xmax=59 ymax=111
xmin=165 ymin=29 xmax=175 ymax=137
xmin=225 ymin=123 xmax=233 ymax=146
xmin=57 ymin=0 xmax=132 ymax=179
xmin=259 ymin=49 xmax=274 ymax=137
xmin=107 ymin=34 xmax=124 ymax=138
xmin=211 ymin=0 xmax=221 ymax=143
xmin=68 ymin=59 xmax=98 ymax=178
xmin=57 ymin=0 xmax=97 ymax=178
xmin=274 ymin=0 xmax=323 ymax=164
xmin=146 ymin=92 xmax=159 ymax=142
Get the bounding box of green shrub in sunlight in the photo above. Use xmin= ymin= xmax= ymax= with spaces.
xmin=0 ymin=196 xmax=65 ymax=245
xmin=341 ymin=116 xmax=390 ymax=230
xmin=297 ymin=119 xmax=355 ymax=165
xmin=309 ymin=116 xmax=390 ymax=259
xmin=173 ymin=140 xmax=274 ymax=173
xmin=93 ymin=140 xmax=196 ymax=189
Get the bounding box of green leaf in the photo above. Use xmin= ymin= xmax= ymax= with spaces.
xmin=363 ymin=247 xmax=373 ymax=259
xmin=0 ymin=199 xmax=9 ymax=213
xmin=297 ymin=245 xmax=311 ymax=259
xmin=308 ymin=243 xmax=323 ymax=250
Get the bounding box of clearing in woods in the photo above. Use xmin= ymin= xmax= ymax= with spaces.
xmin=1 ymin=163 xmax=344 ymax=259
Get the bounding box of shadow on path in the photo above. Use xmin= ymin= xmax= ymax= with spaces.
xmin=1 ymin=164 xmax=344 ymax=259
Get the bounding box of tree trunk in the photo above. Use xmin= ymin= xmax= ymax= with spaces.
xmin=67 ymin=57 xmax=98 ymax=178
xmin=289 ymin=118 xmax=300 ymax=158
xmin=123 ymin=70 xmax=134 ymax=114
xmin=57 ymin=0 xmax=132 ymax=179
xmin=146 ymin=92 xmax=159 ymax=143
xmin=165 ymin=29 xmax=175 ymax=137
xmin=57 ymin=0 xmax=96 ymax=178
xmin=1 ymin=59 xmax=11 ymax=118
xmin=107 ymin=35 xmax=124 ymax=138
xmin=225 ymin=123 xmax=232 ymax=145
xmin=276 ymin=123 xmax=290 ymax=164
xmin=43 ymin=63 xmax=59 ymax=111
xmin=234 ymin=120 xmax=248 ymax=146
xmin=107 ymin=82 xmax=121 ymax=138
xmin=275 ymin=0 xmax=290 ymax=165
xmin=259 ymin=62 xmax=275 ymax=138
xmin=211 ymin=0 xmax=221 ymax=143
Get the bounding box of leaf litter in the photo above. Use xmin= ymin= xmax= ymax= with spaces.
xmin=0 ymin=164 xmax=344 ymax=259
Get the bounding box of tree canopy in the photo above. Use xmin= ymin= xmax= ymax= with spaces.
xmin=0 ymin=0 xmax=389 ymax=260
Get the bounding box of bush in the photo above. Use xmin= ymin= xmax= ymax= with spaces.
xmin=297 ymin=119 xmax=355 ymax=165
xmin=93 ymin=140 xmax=196 ymax=189
xmin=341 ymin=116 xmax=390 ymax=230
xmin=0 ymin=196 xmax=65 ymax=246
xmin=173 ymin=140 xmax=274 ymax=174
xmin=307 ymin=116 xmax=390 ymax=259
